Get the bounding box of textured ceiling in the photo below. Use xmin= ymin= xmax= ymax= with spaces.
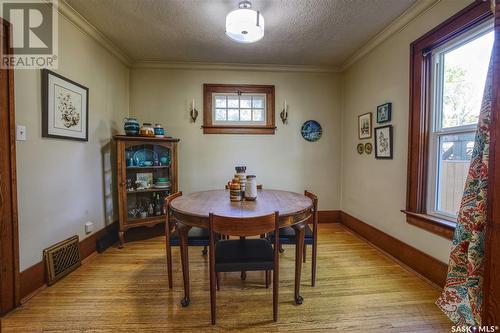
xmin=66 ymin=0 xmax=416 ymax=67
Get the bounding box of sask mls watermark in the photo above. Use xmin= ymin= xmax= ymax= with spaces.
xmin=0 ymin=0 xmax=58 ymax=69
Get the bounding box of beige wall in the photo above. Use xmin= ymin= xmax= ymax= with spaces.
xmin=340 ymin=0 xmax=473 ymax=263
xmin=130 ymin=69 xmax=341 ymax=211
xmin=15 ymin=16 xmax=129 ymax=270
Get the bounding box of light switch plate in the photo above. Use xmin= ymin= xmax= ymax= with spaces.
xmin=16 ymin=125 xmax=26 ymax=141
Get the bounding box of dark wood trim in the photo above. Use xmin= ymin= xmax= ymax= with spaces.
xmin=19 ymin=221 xmax=119 ymax=303
xmin=318 ymin=210 xmax=341 ymax=223
xmin=0 ymin=17 xmax=20 ymax=315
xmin=19 ymin=261 xmax=45 ymax=304
xmin=406 ymin=0 xmax=492 ymax=232
xmin=41 ymin=69 xmax=89 ymax=142
xmin=202 ymin=125 xmax=276 ymax=135
xmin=402 ymin=211 xmax=454 ymax=240
xmin=340 ymin=212 xmax=448 ymax=288
xmin=202 ymin=84 xmax=275 ymax=135
xmin=113 ymin=135 xmax=180 ymax=142
xmin=482 ymin=0 xmax=500 ymax=326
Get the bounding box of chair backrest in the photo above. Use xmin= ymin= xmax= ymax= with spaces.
xmin=304 ymin=190 xmax=318 ymax=225
xmin=209 ymin=211 xmax=279 ymax=237
xmin=165 ymin=191 xmax=182 ymax=227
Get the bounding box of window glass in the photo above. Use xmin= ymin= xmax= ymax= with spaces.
xmin=436 ymin=133 xmax=475 ymax=215
xmin=212 ymin=93 xmax=266 ymax=124
xmin=441 ymin=31 xmax=494 ymax=129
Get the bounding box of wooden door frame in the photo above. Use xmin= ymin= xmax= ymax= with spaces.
xmin=0 ymin=17 xmax=20 ymax=316
xmin=483 ymin=0 xmax=500 ymax=326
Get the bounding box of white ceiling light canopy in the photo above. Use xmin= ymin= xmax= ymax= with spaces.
xmin=225 ymin=0 xmax=264 ymax=44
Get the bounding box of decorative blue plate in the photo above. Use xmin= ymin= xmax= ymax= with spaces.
xmin=132 ymin=149 xmax=158 ymax=166
xmin=301 ymin=120 xmax=322 ymax=142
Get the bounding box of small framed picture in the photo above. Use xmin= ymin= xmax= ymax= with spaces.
xmin=374 ymin=125 xmax=393 ymax=159
xmin=42 ymin=69 xmax=89 ymax=141
xmin=377 ymin=102 xmax=392 ymax=123
xmin=358 ymin=112 xmax=372 ymax=139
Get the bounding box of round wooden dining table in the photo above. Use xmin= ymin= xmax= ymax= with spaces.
xmin=170 ymin=189 xmax=313 ymax=307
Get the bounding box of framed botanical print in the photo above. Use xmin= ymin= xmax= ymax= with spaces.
xmin=374 ymin=125 xmax=393 ymax=159
xmin=42 ymin=69 xmax=89 ymax=141
xmin=358 ymin=112 xmax=372 ymax=139
xmin=377 ymin=102 xmax=392 ymax=123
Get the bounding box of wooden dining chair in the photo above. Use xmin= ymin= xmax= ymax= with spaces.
xmin=165 ymin=192 xmax=210 ymax=289
xmin=269 ymin=190 xmax=318 ymax=286
xmin=208 ymin=211 xmax=280 ymax=324
xmin=222 ymin=183 xmax=264 ymax=281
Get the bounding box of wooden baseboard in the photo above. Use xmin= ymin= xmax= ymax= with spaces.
xmin=339 ymin=211 xmax=448 ymax=288
xmin=19 ymin=221 xmax=119 ymax=302
xmin=318 ymin=210 xmax=341 ymax=223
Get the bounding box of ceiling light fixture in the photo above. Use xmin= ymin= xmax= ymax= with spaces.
xmin=225 ymin=0 xmax=264 ymax=44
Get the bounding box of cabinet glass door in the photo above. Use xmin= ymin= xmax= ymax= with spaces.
xmin=124 ymin=143 xmax=171 ymax=224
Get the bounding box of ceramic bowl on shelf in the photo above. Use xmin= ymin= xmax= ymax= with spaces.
xmin=143 ymin=161 xmax=153 ymax=167
xmin=160 ymin=156 xmax=169 ymax=165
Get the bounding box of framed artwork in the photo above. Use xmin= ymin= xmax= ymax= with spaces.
xmin=377 ymin=102 xmax=392 ymax=123
xmin=42 ymin=69 xmax=89 ymax=141
xmin=374 ymin=125 xmax=393 ymax=159
xmin=358 ymin=112 xmax=372 ymax=139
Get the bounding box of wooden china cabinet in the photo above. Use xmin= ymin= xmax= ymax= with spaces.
xmin=114 ymin=135 xmax=179 ymax=247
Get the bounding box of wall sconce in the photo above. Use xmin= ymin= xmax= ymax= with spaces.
xmin=280 ymin=99 xmax=288 ymax=124
xmin=190 ymin=99 xmax=199 ymax=123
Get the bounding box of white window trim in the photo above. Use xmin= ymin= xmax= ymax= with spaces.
xmin=426 ymin=19 xmax=493 ymax=221
xmin=211 ymin=92 xmax=267 ymax=126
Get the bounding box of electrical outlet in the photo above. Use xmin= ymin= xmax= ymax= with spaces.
xmin=85 ymin=221 xmax=94 ymax=234
xmin=16 ymin=125 xmax=26 ymax=141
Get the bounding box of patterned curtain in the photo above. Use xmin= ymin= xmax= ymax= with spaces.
xmin=436 ymin=55 xmax=493 ymax=326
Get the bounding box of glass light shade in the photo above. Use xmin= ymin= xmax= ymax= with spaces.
xmin=225 ymin=8 xmax=264 ymax=43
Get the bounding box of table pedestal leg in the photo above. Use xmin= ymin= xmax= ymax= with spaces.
xmin=292 ymin=222 xmax=305 ymax=305
xmin=177 ymin=222 xmax=192 ymax=307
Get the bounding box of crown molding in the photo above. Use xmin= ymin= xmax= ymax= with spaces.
xmin=132 ymin=60 xmax=340 ymax=73
xmin=55 ymin=0 xmax=132 ymax=67
xmin=340 ymin=0 xmax=441 ymax=72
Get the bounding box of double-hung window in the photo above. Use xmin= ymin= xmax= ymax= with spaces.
xmin=405 ymin=1 xmax=493 ymax=238
xmin=427 ymin=22 xmax=494 ymax=220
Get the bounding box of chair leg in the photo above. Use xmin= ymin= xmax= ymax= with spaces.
xmin=202 ymin=246 xmax=208 ymax=256
xmin=166 ymin=241 xmax=173 ymax=289
xmin=265 ymin=270 xmax=269 ymax=288
xmin=312 ymin=240 xmax=317 ymax=287
xmin=216 ymin=272 xmax=220 ymax=291
xmin=210 ymin=268 xmax=216 ymax=325
xmin=273 ymin=269 xmax=278 ymax=322
xmin=240 ymin=236 xmax=247 ymax=280
xmin=303 ymin=244 xmax=307 ymax=263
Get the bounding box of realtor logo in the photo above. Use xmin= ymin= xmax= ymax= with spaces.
xmin=0 ymin=0 xmax=58 ymax=69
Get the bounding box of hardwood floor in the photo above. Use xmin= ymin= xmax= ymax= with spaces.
xmin=1 ymin=224 xmax=451 ymax=332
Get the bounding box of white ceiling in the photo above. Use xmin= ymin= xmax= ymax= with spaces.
xmin=66 ymin=0 xmax=417 ymax=67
